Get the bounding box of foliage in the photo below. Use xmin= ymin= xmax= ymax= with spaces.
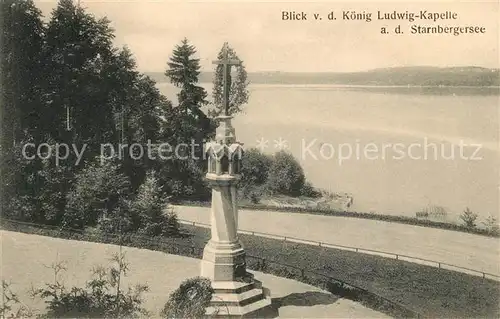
xmin=165 ymin=38 xmax=208 ymax=113
xmin=482 ymin=215 xmax=500 ymax=235
xmin=43 ymin=0 xmax=117 ymax=150
xmin=32 ymin=252 xmax=149 ymax=318
xmin=208 ymin=42 xmax=249 ymax=117
xmin=161 ymin=277 xmax=213 ymax=319
xmin=2 ymin=135 xmax=75 ymax=225
xmin=240 ymin=148 xmax=273 ymax=187
xmin=266 ymin=151 xmax=306 ymax=197
xmin=129 ymin=171 xmax=180 ymax=237
xmin=96 ymin=204 xmax=134 ymax=236
xmin=0 ymin=0 xmax=320 ymax=233
xmin=161 ymin=38 xmax=215 ymax=201
xmin=460 ymin=207 xmax=478 ymax=228
xmin=237 ymin=149 xmax=323 ymax=201
xmin=1 ymin=0 xmax=169 ymax=228
xmin=1 ymin=280 xmax=33 ymax=318
xmin=0 ymin=0 xmax=45 ymax=147
xmin=64 ymin=158 xmax=131 ymax=229
xmin=238 ymin=148 xmax=273 ymax=201
xmin=0 ymin=0 xmax=45 ymax=224
xmin=300 ymin=181 xmax=321 ymax=198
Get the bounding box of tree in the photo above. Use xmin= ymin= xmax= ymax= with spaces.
xmin=239 ymin=148 xmax=273 ymax=201
xmin=43 ymin=0 xmax=117 ymax=151
xmin=129 ymin=171 xmax=180 ymax=237
xmin=209 ymin=42 xmax=249 ymax=118
xmin=164 ymin=38 xmax=215 ymax=153
xmin=0 ymin=0 xmax=45 ymax=146
xmin=64 ymin=157 xmax=131 ymax=229
xmin=161 ymin=38 xmax=215 ymax=201
xmin=106 ymin=47 xmax=168 ymax=191
xmin=460 ymin=207 xmax=478 ymax=229
xmin=266 ymin=151 xmax=306 ymax=197
xmin=165 ymin=38 xmax=208 ymax=114
xmin=0 ymin=0 xmax=45 ymax=219
xmin=2 ymin=0 xmax=184 ymax=226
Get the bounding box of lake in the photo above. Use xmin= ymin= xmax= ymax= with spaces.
xmin=157 ymin=82 xmax=499 ymax=223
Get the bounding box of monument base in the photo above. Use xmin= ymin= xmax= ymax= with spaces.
xmin=201 ymin=240 xmax=247 ymax=281
xmin=201 ymin=241 xmax=274 ymax=317
xmin=205 ymin=274 xmax=274 ymax=318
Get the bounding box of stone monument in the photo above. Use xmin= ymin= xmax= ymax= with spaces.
xmin=201 ymin=46 xmax=273 ymax=317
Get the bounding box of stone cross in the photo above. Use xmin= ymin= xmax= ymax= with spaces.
xmin=201 ymin=46 xmax=273 ymax=317
xmin=212 ymin=44 xmax=240 ymax=116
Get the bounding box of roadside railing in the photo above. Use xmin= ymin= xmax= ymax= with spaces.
xmin=179 ymin=219 xmax=500 ymax=281
xmin=1 ymin=218 xmax=421 ymax=318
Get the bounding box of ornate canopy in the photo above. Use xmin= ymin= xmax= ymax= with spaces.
xmin=205 ymin=142 xmax=244 ymax=175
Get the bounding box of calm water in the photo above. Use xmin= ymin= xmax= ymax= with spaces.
xmin=158 ymin=83 xmax=499 ymax=222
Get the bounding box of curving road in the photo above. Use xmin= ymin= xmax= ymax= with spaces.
xmin=173 ymin=205 xmax=500 ymax=276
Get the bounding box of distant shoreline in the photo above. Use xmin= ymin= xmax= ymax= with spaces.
xmin=161 ymin=82 xmax=500 ymax=89
xmin=147 ymin=66 xmax=500 ymax=87
xmin=157 ymin=82 xmax=500 ymax=96
xmin=156 ymin=82 xmax=500 ymax=89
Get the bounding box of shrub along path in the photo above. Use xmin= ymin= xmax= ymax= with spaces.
xmin=174 ymin=205 xmax=500 ymax=276
xmin=183 ymin=224 xmax=500 ymax=318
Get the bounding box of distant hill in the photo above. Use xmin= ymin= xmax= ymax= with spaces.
xmin=145 ymin=66 xmax=500 ymax=86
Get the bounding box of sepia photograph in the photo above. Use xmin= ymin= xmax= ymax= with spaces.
xmin=0 ymin=0 xmax=499 ymax=318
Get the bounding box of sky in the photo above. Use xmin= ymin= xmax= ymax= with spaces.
xmin=35 ymin=0 xmax=499 ymax=73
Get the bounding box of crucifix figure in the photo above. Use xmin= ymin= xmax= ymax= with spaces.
xmin=212 ymin=43 xmax=240 ymax=116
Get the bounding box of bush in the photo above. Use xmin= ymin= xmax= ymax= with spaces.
xmin=157 ymin=158 xmax=211 ymax=202
xmin=97 ymin=203 xmax=135 ymax=235
xmin=460 ymin=207 xmax=478 ymax=228
xmin=238 ymin=148 xmax=273 ymax=201
xmin=5 ymin=195 xmax=37 ymax=222
xmin=483 ymin=215 xmax=500 ymax=235
xmin=266 ymin=151 xmax=305 ymax=197
xmin=33 ymin=252 xmax=149 ymax=318
xmin=240 ymin=148 xmax=273 ymax=187
xmin=161 ymin=277 xmax=213 ymax=319
xmin=1 ymin=280 xmax=33 ymax=318
xmin=2 ymin=137 xmax=76 ymax=225
xmin=300 ymin=181 xmax=321 ymax=198
xmin=36 ymin=158 xmax=76 ymax=225
xmin=130 ymin=171 xmax=180 ymax=237
xmin=64 ymin=158 xmax=131 ymax=229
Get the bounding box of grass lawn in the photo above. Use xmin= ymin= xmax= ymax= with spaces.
xmin=183 ymin=225 xmax=500 ymax=318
